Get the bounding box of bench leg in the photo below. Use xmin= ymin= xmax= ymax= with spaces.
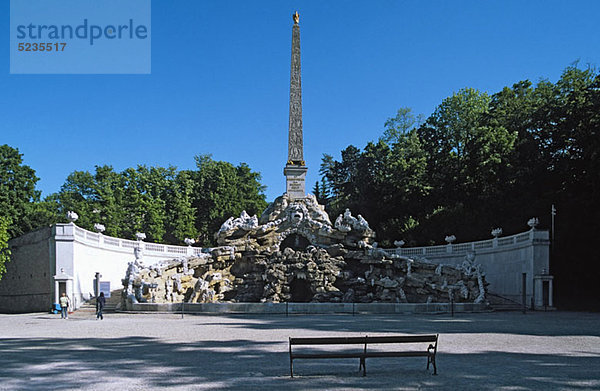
xmin=359 ymin=357 xmax=366 ymax=376
xmin=426 ymin=355 xmax=437 ymax=375
xmin=290 ymin=358 xmax=294 ymax=378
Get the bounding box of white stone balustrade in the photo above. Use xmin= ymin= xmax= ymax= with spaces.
xmin=385 ymin=228 xmax=550 ymax=305
xmin=71 ymin=225 xmax=202 ymax=257
xmin=1 ymin=222 xmax=550 ymax=313
xmin=386 ymin=229 xmax=542 ymax=258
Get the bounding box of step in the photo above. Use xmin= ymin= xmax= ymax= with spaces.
xmin=490 ymin=304 xmax=526 ymax=312
xmin=79 ymin=303 xmax=119 ymax=312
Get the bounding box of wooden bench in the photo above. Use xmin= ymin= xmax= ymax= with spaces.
xmin=288 ymin=334 xmax=438 ymax=377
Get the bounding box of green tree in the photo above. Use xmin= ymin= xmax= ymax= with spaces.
xmin=382 ymin=130 xmax=431 ymax=244
xmin=319 ymin=146 xmax=361 ymax=218
xmin=193 ymin=155 xmax=267 ymax=246
xmin=118 ymin=165 xmax=180 ymax=243
xmin=53 ymin=158 xmax=267 ymax=246
xmin=58 ymin=165 xmax=130 ymax=236
xmin=319 ymin=135 xmax=430 ymax=246
xmin=90 ymin=165 xmax=127 ymax=238
xmin=418 ymin=88 xmax=492 ymax=199
xmin=0 ymin=145 xmax=40 ymax=237
xmin=0 ymin=216 xmax=11 ymax=280
xmin=22 ymin=193 xmax=62 ymax=231
xmin=514 ymin=65 xmax=600 ymax=308
xmin=318 ymin=64 xmax=600 ymax=308
xmin=412 ymin=88 xmax=517 ymax=240
xmin=381 ymin=107 xmax=424 ymax=144
xmin=164 ymin=170 xmax=198 ymax=244
xmin=312 ymin=177 xmax=330 ymax=206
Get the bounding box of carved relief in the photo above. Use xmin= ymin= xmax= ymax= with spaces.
xmin=287 ymin=23 xmax=304 ymax=163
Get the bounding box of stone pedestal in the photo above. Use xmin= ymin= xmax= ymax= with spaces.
xmin=533 ymin=273 xmax=555 ymax=310
xmin=284 ymin=164 xmax=307 ymax=199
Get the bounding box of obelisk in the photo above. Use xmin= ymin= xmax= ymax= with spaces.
xmin=283 ymin=11 xmax=307 ymax=200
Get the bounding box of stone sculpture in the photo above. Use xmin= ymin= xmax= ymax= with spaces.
xmin=184 ymin=238 xmax=195 ymax=246
xmin=528 ymin=217 xmax=539 ymax=229
xmin=122 ymin=196 xmax=487 ymax=308
xmin=445 ymin=235 xmax=456 ymax=244
xmin=491 ymin=228 xmax=502 ymax=238
xmin=215 ymin=194 xmax=375 ymax=253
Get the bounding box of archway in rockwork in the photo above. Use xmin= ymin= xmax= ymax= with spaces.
xmin=289 ymin=278 xmax=312 ymax=302
xmin=281 ymin=233 xmax=310 ymax=252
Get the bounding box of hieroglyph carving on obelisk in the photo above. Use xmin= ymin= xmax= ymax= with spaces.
xmin=284 ymin=11 xmax=308 ymax=200
xmin=287 ymin=11 xmax=304 ymax=165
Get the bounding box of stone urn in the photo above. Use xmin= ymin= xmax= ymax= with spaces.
xmin=527 ymin=218 xmax=539 ymax=229
xmin=66 ymin=211 xmax=78 ymax=223
xmin=184 ymin=238 xmax=195 ymax=246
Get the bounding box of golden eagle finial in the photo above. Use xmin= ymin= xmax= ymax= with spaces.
xmin=293 ymin=11 xmax=299 ymax=24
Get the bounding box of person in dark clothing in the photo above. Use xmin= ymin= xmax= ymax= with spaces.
xmin=96 ymin=292 xmax=106 ymax=320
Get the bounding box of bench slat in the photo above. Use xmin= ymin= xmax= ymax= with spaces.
xmin=290 ymin=337 xmax=367 ymax=345
xmin=290 ymin=335 xmax=437 ymax=345
xmin=364 ymin=351 xmax=431 ymax=358
xmin=364 ymin=335 xmax=437 ymax=344
xmin=292 ymin=351 xmax=431 ymax=359
xmin=292 ymin=353 xmax=364 ymax=359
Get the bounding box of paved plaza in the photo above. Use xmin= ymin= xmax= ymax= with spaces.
xmin=0 ymin=310 xmax=599 ymax=390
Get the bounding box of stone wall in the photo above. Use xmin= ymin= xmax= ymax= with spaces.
xmin=0 ymin=224 xmax=199 ymax=313
xmin=122 ymin=243 xmax=487 ymax=308
xmin=386 ymin=229 xmax=550 ymax=303
xmin=0 ymin=227 xmax=54 ymax=313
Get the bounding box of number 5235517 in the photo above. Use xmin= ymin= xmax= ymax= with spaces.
xmin=18 ymin=42 xmax=67 ymax=52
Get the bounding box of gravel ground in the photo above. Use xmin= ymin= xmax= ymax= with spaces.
xmin=0 ymin=310 xmax=599 ymax=390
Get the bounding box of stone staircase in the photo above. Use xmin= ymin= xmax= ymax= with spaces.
xmin=487 ymin=292 xmax=527 ymax=312
xmin=79 ymin=289 xmax=122 ymax=313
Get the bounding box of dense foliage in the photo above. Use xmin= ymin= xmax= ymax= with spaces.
xmin=192 ymin=155 xmax=267 ymax=245
xmin=52 ymin=155 xmax=267 ymax=246
xmin=0 ymin=145 xmax=41 ymax=237
xmin=0 ymin=217 xmax=10 ymax=280
xmin=0 ymin=150 xmax=267 ymax=249
xmin=317 ymin=65 xmax=600 ymax=308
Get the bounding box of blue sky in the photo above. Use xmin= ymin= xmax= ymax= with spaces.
xmin=2 ymin=1 xmax=600 ymax=202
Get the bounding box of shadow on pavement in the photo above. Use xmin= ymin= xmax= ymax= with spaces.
xmin=191 ymin=311 xmax=600 ymax=337
xmin=1 ymin=335 xmax=599 ymax=390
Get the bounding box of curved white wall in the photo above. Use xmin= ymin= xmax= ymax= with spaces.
xmin=63 ymin=224 xmax=550 ymax=307
xmin=1 ymin=222 xmax=550 ymax=312
xmin=387 ymin=229 xmax=551 ymax=303
xmin=54 ymin=223 xmax=203 ymax=309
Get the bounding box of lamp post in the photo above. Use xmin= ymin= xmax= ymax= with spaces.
xmin=551 ymin=204 xmax=556 ymax=243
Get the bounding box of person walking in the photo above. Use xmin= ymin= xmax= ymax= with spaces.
xmin=96 ymin=292 xmax=106 ymax=320
xmin=59 ymin=292 xmax=70 ymax=319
